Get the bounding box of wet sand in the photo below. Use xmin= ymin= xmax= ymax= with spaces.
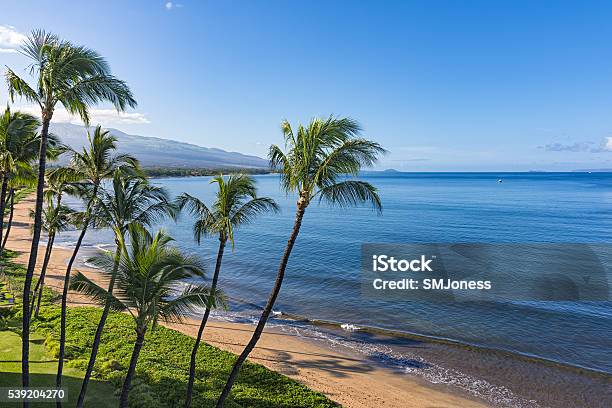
xmin=6 ymin=195 xmax=489 ymax=408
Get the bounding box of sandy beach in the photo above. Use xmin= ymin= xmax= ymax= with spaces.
xmin=6 ymin=194 xmax=489 ymax=408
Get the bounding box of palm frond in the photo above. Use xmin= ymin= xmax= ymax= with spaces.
xmin=230 ymin=197 xmax=279 ymax=226
xmin=157 ymin=284 xmax=226 ymax=326
xmin=58 ymin=75 xmax=137 ymax=117
xmin=5 ymin=68 xmax=41 ymax=107
xmin=9 ymin=29 xmax=137 ymax=127
xmin=316 ymin=180 xmax=382 ymax=213
xmin=70 ymin=271 xmax=126 ymax=311
xmin=269 ymin=116 xmax=385 ymax=214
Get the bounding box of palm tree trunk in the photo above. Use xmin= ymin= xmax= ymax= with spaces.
xmin=184 ymin=237 xmax=226 ymax=408
xmin=216 ymin=202 xmax=307 ymax=407
xmin=22 ymin=113 xmax=50 ymax=401
xmin=58 ymin=188 xmax=98 ymax=401
xmin=0 ymin=173 xmax=9 ymax=260
xmin=2 ymin=188 xmax=15 ymax=250
xmin=119 ymin=328 xmax=146 ymax=408
xmin=31 ymin=233 xmax=55 ymax=318
xmin=75 ymin=238 xmax=121 ymax=408
xmin=30 ymin=233 xmax=55 ymax=318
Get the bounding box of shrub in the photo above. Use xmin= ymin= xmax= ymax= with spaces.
xmin=2 ymin=254 xmax=337 ymax=407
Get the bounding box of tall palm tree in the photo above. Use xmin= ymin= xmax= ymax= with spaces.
xmin=6 ymin=30 xmax=137 ymax=391
xmin=0 ymin=106 xmax=39 ymax=259
xmin=2 ymin=171 xmax=38 ymax=251
xmin=177 ymin=174 xmax=278 ymax=408
xmin=74 ymin=172 xmax=174 ymax=408
xmin=216 ymin=116 xmax=385 ymax=406
xmin=29 ymin=167 xmax=79 ymax=318
xmin=71 ymin=224 xmax=223 ymax=408
xmin=29 ymin=201 xmax=75 ymax=318
xmin=56 ymin=126 xmax=137 ymax=393
xmin=0 ymin=138 xmax=63 ymax=253
xmin=1 ymin=188 xmax=16 ymax=250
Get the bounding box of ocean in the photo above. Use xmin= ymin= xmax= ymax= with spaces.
xmin=57 ymin=172 xmax=612 ymax=407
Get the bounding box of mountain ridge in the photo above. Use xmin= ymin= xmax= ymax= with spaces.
xmin=49 ymin=123 xmax=268 ymax=169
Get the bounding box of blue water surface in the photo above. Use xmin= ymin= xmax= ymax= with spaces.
xmin=60 ymin=172 xmax=612 ymax=373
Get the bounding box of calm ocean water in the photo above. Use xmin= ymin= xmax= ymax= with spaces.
xmin=58 ymin=172 xmax=612 ymax=383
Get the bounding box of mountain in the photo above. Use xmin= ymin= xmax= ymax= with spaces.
xmin=49 ymin=123 xmax=268 ymax=169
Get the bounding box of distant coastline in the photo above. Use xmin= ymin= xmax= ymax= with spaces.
xmin=46 ymin=164 xmax=275 ymax=178
xmin=141 ymin=166 xmax=273 ymax=178
xmin=137 ymin=168 xmax=612 ymax=179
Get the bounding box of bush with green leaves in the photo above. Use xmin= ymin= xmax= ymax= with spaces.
xmin=1 ymin=253 xmax=337 ymax=407
xmin=31 ymin=306 xmax=337 ymax=407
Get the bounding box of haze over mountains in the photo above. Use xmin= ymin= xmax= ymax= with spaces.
xmin=49 ymin=123 xmax=268 ymax=169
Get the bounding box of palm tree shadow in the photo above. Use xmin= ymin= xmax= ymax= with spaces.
xmin=271 ymin=350 xmax=374 ymax=378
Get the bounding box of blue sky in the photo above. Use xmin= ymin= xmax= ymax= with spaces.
xmin=2 ymin=0 xmax=612 ymax=171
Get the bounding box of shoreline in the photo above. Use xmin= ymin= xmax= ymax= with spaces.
xmin=6 ymin=194 xmax=490 ymax=408
xmin=9 ymin=194 xmax=612 ymax=408
xmin=276 ymin=312 xmax=611 ymax=378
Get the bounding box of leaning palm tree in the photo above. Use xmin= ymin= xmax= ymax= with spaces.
xmin=216 ymin=116 xmax=385 ymax=406
xmin=0 ymin=118 xmax=61 ymax=256
xmin=6 ymin=29 xmax=136 ymax=390
xmin=177 ymin=174 xmax=278 ymax=408
xmin=56 ymin=126 xmax=137 ymax=393
xmin=0 ymin=136 xmax=59 ymax=252
xmin=29 ymin=202 xmax=75 ymax=318
xmin=2 ymin=170 xmax=38 ymax=251
xmin=74 ymin=172 xmax=174 ymax=408
xmin=0 ymin=106 xmax=39 ymax=259
xmin=1 ymin=187 xmax=16 ymax=250
xmin=71 ymin=224 xmax=223 ymax=408
xmin=29 ymin=167 xmax=79 ymax=318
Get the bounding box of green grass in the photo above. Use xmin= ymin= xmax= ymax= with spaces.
xmin=0 ymin=330 xmax=118 ymax=407
xmin=0 ymin=252 xmax=338 ymax=407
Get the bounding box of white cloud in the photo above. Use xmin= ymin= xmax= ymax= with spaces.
xmin=541 ymin=137 xmax=612 ymax=153
xmin=15 ymin=105 xmax=150 ymax=126
xmin=0 ymin=25 xmax=26 ymax=53
xmin=165 ymin=2 xmax=183 ymax=10
xmin=589 ymin=136 xmax=612 ymax=153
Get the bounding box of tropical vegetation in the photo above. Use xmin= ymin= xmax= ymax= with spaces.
xmin=74 ymin=171 xmax=173 ymax=407
xmin=71 ymin=224 xmax=222 ymax=407
xmin=0 ymin=28 xmax=384 ymax=408
xmin=0 ymin=250 xmax=337 ymax=407
xmin=216 ymin=116 xmax=385 ymax=406
xmin=176 ymin=174 xmax=278 ymax=407
xmin=58 ymin=126 xmax=138 ymax=403
xmin=6 ymin=29 xmax=137 ymax=392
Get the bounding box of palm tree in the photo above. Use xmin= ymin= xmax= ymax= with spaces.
xmin=176 ymin=174 xmax=278 ymax=408
xmin=0 ymin=106 xmax=39 ymax=259
xmin=0 ymin=141 xmax=61 ymax=253
xmin=2 ymin=171 xmax=38 ymax=251
xmin=29 ymin=201 xmax=75 ymax=318
xmin=71 ymin=224 xmax=223 ymax=408
xmin=28 ymin=167 xmax=79 ymax=318
xmin=6 ymin=30 xmax=137 ymax=391
xmin=1 ymin=188 xmax=16 ymax=250
xmin=216 ymin=116 xmax=385 ymax=406
xmin=56 ymin=126 xmax=137 ymax=393
xmin=74 ymin=172 xmax=174 ymax=408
